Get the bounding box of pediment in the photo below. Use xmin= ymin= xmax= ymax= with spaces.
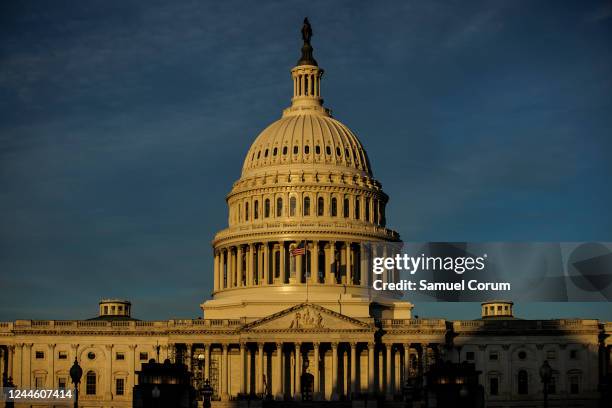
xmin=242 ymin=303 xmax=371 ymax=332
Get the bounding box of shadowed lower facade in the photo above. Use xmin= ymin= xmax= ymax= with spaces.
xmin=1 ymin=20 xmax=611 ymax=408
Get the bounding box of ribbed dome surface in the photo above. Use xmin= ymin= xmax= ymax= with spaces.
xmin=241 ymin=112 xmax=372 ymax=178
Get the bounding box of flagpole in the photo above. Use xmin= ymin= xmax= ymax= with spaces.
xmin=306 ymin=240 xmax=309 ymax=303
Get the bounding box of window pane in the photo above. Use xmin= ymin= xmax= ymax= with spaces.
xmin=276 ymin=198 xmax=283 ymax=217
xmin=86 ymin=371 xmax=96 ymax=395
xmin=303 ymin=197 xmax=310 ymax=216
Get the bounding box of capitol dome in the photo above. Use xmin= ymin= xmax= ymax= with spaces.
xmin=202 ymin=19 xmax=411 ymax=321
xmin=241 ymin=107 xmax=372 ymax=178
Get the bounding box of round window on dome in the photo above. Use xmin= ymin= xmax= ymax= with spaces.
xmin=315 ymin=145 xmax=321 ymax=154
xmin=326 ymin=146 xmax=331 ymax=155
xmin=293 ymin=146 xmax=298 ymax=155
xmin=336 ymin=147 xmax=341 ymax=156
xmin=304 ymin=145 xmax=310 ymax=154
xmin=518 ymin=351 xmax=527 ymax=360
xmin=283 ymin=146 xmax=288 ymax=155
xmin=273 ymin=147 xmax=278 ymax=156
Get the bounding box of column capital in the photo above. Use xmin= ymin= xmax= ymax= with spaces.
xmin=48 ymin=343 xmax=56 ymax=349
xmin=330 ymin=342 xmax=338 ymax=349
xmin=129 ymin=344 xmax=137 ymax=350
xmin=104 ymin=344 xmax=113 ymax=351
xmin=257 ymin=342 xmax=265 ymax=349
xmin=350 ymin=341 xmax=357 ymax=348
xmin=276 ymin=342 xmax=283 ymax=348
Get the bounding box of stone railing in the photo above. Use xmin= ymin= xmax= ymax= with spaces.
xmin=454 ymin=319 xmax=600 ymax=332
xmin=0 ymin=318 xmax=246 ymax=333
xmin=378 ymin=318 xmax=446 ymax=328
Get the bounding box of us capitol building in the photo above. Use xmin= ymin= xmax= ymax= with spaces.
xmin=1 ymin=20 xmax=611 ymax=408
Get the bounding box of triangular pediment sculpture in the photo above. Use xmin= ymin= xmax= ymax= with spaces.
xmin=241 ymin=303 xmax=371 ymax=332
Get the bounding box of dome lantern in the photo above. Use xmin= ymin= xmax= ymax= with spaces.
xmin=288 ymin=18 xmax=326 ymax=114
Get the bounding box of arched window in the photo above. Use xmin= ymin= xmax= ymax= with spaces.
xmin=315 ymin=145 xmax=321 ymax=154
xmin=289 ymin=197 xmax=296 ymax=217
xmin=331 ymin=197 xmax=337 ymax=217
xmin=365 ymin=197 xmax=370 ymax=222
xmin=304 ymin=145 xmax=310 ymax=154
xmin=303 ymin=196 xmax=310 ymax=216
xmin=245 ymin=202 xmax=249 ymax=221
xmin=283 ymin=146 xmax=288 ymax=155
xmin=86 ymin=371 xmax=96 ymax=395
xmin=238 ymin=204 xmax=241 ymax=222
xmin=273 ymin=147 xmax=278 ymax=156
xmin=326 ymin=146 xmax=331 ymax=155
xmin=517 ymin=370 xmax=528 ymax=395
xmin=355 ymin=198 xmax=360 ymax=220
xmin=264 ymin=199 xmax=270 ymax=218
xmin=254 ymin=200 xmax=259 ymax=220
xmin=317 ymin=197 xmax=324 ymax=216
xmin=343 ymin=197 xmax=350 ymax=218
xmin=293 ymin=145 xmax=298 ymax=154
xmin=276 ymin=197 xmax=283 ymax=217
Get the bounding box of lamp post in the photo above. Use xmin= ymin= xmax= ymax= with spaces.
xmin=69 ymin=358 xmax=83 ymax=408
xmin=202 ymin=378 xmax=213 ymax=408
xmin=539 ymin=360 xmax=552 ymax=408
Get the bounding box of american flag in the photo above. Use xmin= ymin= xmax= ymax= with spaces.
xmin=290 ymin=241 xmax=306 ymax=256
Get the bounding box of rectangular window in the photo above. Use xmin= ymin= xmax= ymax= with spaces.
xmin=547 ymin=350 xmax=556 ymax=359
xmin=569 ymin=349 xmax=578 ymax=359
xmin=490 ymin=377 xmax=499 ymax=395
xmin=58 ymin=378 xmax=66 ymax=389
xmin=466 ymin=351 xmax=475 ymax=361
xmin=34 ymin=377 xmax=44 ymax=389
xmin=58 ymin=351 xmax=68 ymax=359
xmin=116 ymin=378 xmax=125 ymax=396
xmin=116 ymin=352 xmax=125 ymax=361
xmin=35 ymin=351 xmax=45 ymax=359
xmin=139 ymin=352 xmax=148 ymax=361
xmin=570 ymin=376 xmax=580 ymax=394
xmin=489 ymin=352 xmax=498 ymax=361
xmin=86 ymin=372 xmax=96 ymax=395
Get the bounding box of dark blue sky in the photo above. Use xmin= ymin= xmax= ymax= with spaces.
xmin=1 ymin=1 xmax=611 ymax=321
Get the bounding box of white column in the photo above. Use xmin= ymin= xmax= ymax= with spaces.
xmin=295 ymin=343 xmax=302 ymax=398
xmin=275 ymin=343 xmax=283 ymax=399
xmin=331 ymin=343 xmax=338 ymax=400
xmin=350 ymin=342 xmax=357 ymax=398
xmin=311 ymin=241 xmax=319 ymax=284
xmin=239 ymin=343 xmax=246 ymax=394
xmin=313 ymin=343 xmax=320 ymax=398
xmin=105 ymin=344 xmax=113 ymax=399
xmin=237 ymin=246 xmax=243 ymax=286
xmin=257 ymin=343 xmax=264 ymax=394
xmin=247 ymin=244 xmax=254 ymax=286
xmin=368 ymin=343 xmax=375 ymax=395
xmin=204 ymin=344 xmax=210 ymax=381
xmin=23 ymin=343 xmax=32 ymax=388
xmin=280 ymin=242 xmax=287 ymax=283
xmin=221 ymin=344 xmax=229 ymax=400
xmin=213 ymin=252 xmax=219 ymax=291
xmin=385 ymin=343 xmax=392 ymax=399
xmin=263 ymin=243 xmax=270 ymax=285
xmin=346 ymin=243 xmax=352 ymax=284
